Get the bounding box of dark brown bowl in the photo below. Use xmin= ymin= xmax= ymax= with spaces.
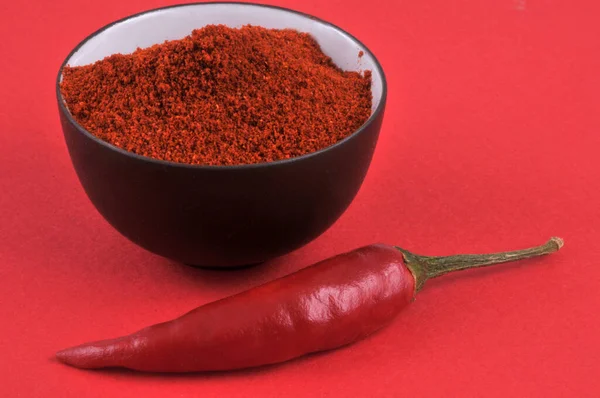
xmin=56 ymin=2 xmax=387 ymax=267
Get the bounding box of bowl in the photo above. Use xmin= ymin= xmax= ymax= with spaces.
xmin=56 ymin=2 xmax=387 ymax=267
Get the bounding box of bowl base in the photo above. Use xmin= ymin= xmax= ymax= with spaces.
xmin=183 ymin=262 xmax=264 ymax=270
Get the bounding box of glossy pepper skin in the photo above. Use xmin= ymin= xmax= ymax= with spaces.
xmin=58 ymin=245 xmax=414 ymax=372
xmin=57 ymin=238 xmax=562 ymax=372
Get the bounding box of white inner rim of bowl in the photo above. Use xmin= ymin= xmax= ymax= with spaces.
xmin=65 ymin=3 xmax=384 ymax=113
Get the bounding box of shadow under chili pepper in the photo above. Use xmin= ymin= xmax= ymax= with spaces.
xmin=55 ymin=348 xmax=341 ymax=380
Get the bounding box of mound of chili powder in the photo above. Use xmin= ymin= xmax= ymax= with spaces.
xmin=60 ymin=25 xmax=372 ymax=165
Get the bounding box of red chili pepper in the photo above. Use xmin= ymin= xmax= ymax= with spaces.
xmin=57 ymin=238 xmax=563 ymax=372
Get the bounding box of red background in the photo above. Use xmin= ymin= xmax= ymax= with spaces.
xmin=1 ymin=0 xmax=598 ymax=396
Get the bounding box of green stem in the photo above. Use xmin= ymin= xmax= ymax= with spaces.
xmin=397 ymin=237 xmax=564 ymax=292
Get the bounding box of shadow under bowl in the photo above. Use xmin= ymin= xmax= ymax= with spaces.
xmin=56 ymin=2 xmax=387 ymax=267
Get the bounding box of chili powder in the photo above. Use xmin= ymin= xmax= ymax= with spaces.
xmin=60 ymin=25 xmax=372 ymax=166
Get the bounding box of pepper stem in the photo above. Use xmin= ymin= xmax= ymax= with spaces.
xmin=397 ymin=237 xmax=564 ymax=292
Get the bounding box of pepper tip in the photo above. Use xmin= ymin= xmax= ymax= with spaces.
xmin=55 ymin=345 xmax=98 ymax=369
xmin=55 ymin=347 xmax=75 ymax=366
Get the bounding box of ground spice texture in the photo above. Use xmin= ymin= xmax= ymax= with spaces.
xmin=60 ymin=25 xmax=372 ymax=165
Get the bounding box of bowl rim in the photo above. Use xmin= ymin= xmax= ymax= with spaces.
xmin=56 ymin=1 xmax=388 ymax=170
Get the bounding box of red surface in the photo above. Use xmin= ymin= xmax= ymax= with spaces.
xmin=1 ymin=0 xmax=598 ymax=396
